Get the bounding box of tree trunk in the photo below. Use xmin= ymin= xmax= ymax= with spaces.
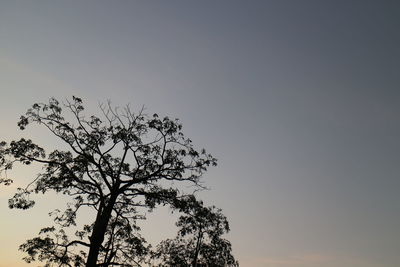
xmin=192 ymin=227 xmax=203 ymax=267
xmin=86 ymin=193 xmax=118 ymax=267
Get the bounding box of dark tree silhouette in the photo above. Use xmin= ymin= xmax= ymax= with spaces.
xmin=0 ymin=97 xmax=237 ymax=267
xmin=153 ymin=196 xmax=238 ymax=267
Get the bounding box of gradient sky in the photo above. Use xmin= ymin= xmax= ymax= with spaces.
xmin=1 ymin=1 xmax=400 ymax=266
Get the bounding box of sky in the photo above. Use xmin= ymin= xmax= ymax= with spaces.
xmin=0 ymin=1 xmax=400 ymax=266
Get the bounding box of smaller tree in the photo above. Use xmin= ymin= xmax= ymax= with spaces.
xmin=153 ymin=196 xmax=238 ymax=267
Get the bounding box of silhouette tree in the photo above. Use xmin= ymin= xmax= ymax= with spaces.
xmin=153 ymin=196 xmax=238 ymax=267
xmin=0 ymin=97 xmax=236 ymax=267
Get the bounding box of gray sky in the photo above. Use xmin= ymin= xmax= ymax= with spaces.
xmin=1 ymin=1 xmax=399 ymax=266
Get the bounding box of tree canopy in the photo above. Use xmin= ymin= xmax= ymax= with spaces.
xmin=0 ymin=97 xmax=238 ymax=267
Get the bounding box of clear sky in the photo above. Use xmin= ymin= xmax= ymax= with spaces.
xmin=1 ymin=1 xmax=399 ymax=266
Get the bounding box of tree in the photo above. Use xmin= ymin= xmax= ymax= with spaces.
xmin=0 ymin=97 xmax=236 ymax=267
xmin=153 ymin=196 xmax=238 ymax=267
